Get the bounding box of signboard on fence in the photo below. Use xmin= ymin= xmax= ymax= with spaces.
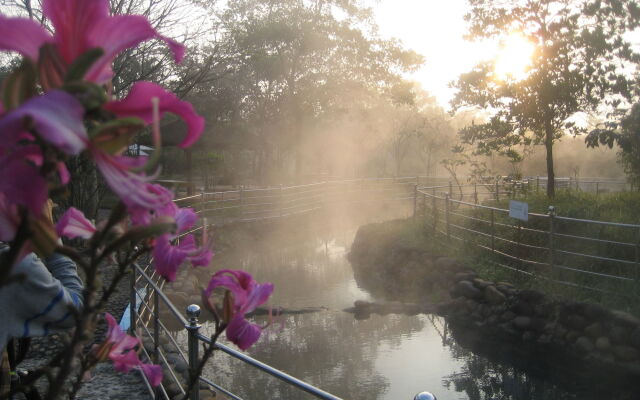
xmin=509 ymin=200 xmax=529 ymax=221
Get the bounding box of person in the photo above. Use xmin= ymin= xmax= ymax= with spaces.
xmin=0 ymin=202 xmax=84 ymax=397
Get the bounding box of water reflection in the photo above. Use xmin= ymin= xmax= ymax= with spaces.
xmin=170 ymin=214 xmax=638 ymax=400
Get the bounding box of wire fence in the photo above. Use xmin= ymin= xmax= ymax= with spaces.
xmin=129 ymin=175 xmax=635 ymax=399
xmin=130 ymin=176 xmax=425 ymax=400
xmin=416 ymin=179 xmax=640 ymax=303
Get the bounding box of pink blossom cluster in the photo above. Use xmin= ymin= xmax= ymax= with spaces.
xmin=0 ymin=0 xmax=212 ymax=280
xmin=0 ymin=0 xmax=275 ymax=384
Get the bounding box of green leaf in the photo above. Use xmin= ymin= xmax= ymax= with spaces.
xmin=64 ymin=48 xmax=104 ymax=83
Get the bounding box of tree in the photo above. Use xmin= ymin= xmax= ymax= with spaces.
xmin=207 ymin=0 xmax=422 ymax=181
xmin=587 ymin=103 xmax=640 ymax=187
xmin=452 ymin=0 xmax=640 ymax=198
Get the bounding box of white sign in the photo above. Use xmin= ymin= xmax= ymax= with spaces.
xmin=509 ymin=200 xmax=529 ymax=221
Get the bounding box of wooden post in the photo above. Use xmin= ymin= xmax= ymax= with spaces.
xmin=548 ymin=206 xmax=556 ymax=278
xmin=490 ymin=209 xmax=495 ymax=253
xmin=432 ymin=188 xmax=437 ymax=234
xmin=495 ymin=180 xmax=500 ymax=202
xmin=474 ymin=183 xmax=478 ymax=204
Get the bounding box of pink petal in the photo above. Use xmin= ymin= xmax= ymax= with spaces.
xmin=152 ymin=234 xmax=187 ymax=282
xmin=105 ymin=82 xmax=204 ymax=148
xmin=43 ymin=0 xmax=109 ymax=64
xmin=174 ymin=208 xmax=197 ymax=232
xmin=127 ymin=184 xmax=176 ymax=226
xmin=138 ymin=363 xmax=163 ymax=387
xmin=85 ymin=16 xmax=185 ymax=83
xmin=0 ymin=90 xmax=88 ymax=154
xmin=0 ymin=158 xmax=47 ymax=215
xmin=0 ymin=14 xmax=52 ymax=60
xmin=240 ymin=282 xmax=274 ymax=315
xmin=188 ymin=246 xmax=213 ymax=268
xmin=93 ymin=151 xmax=169 ymax=209
xmin=226 ymin=315 xmax=262 ymax=351
xmin=56 ymin=207 xmax=97 ymax=239
xmin=57 ymin=162 xmax=70 ymax=184
xmin=110 ymin=349 xmax=140 ymax=373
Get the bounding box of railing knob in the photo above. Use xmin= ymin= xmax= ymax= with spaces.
xmin=548 ymin=205 xmax=556 ymax=216
xmin=413 ymin=392 xmax=437 ymax=400
xmin=186 ymin=304 xmax=201 ymax=324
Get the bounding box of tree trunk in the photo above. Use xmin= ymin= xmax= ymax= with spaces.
xmin=545 ymin=128 xmax=555 ymax=198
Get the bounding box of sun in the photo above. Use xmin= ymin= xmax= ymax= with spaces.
xmin=494 ymin=33 xmax=536 ymax=81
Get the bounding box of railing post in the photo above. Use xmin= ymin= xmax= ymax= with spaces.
xmin=129 ymin=265 xmax=137 ymax=336
xmin=635 ymin=227 xmax=640 ymax=290
xmin=200 ymin=192 xmax=206 ymax=214
xmin=413 ymin=184 xmax=418 ymax=218
xmin=239 ymin=185 xmax=244 ymax=217
xmin=186 ymin=304 xmax=201 ymax=400
xmin=448 ymin=181 xmax=452 ymax=197
xmin=536 ymin=176 xmax=540 ymax=193
xmin=445 ymin=193 xmax=450 ymax=240
xmin=596 ymin=182 xmax=599 ymax=198
xmin=495 ymin=180 xmax=500 ymax=202
xmin=153 ymin=290 xmax=160 ymax=399
xmin=548 ymin=206 xmax=556 ymax=278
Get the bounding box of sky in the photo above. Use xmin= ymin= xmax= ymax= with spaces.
xmin=374 ymin=0 xmax=497 ymax=109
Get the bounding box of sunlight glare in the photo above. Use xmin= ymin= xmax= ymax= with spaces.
xmin=494 ymin=33 xmax=536 ymax=81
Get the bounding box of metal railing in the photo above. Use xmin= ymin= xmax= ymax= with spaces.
xmin=415 ymin=180 xmax=640 ymax=301
xmin=129 ymin=176 xmax=426 ymax=400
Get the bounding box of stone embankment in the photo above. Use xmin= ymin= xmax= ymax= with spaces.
xmin=348 ymin=219 xmax=640 ymax=382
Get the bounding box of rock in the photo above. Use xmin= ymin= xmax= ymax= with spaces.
xmin=583 ymin=303 xmax=610 ymax=320
xmin=454 ymin=280 xmax=482 ymax=300
xmin=495 ymin=284 xmax=516 ymax=296
xmin=629 ymin=327 xmax=640 ymax=349
xmin=496 ymin=281 xmax=515 ymax=288
xmin=566 ymin=331 xmax=580 ymax=342
xmin=501 ymin=311 xmax=517 ymax=322
xmin=584 ymin=322 xmax=604 ymax=339
xmin=513 ymin=316 xmax=532 ymax=330
xmin=575 ymin=336 xmax=595 ymax=353
xmin=519 ymin=289 xmax=545 ymax=304
xmin=595 ymin=337 xmax=611 ymax=352
xmin=484 ymin=286 xmax=507 ymax=305
xmin=538 ymin=334 xmax=552 ymax=344
xmin=552 ymin=324 xmax=568 ymax=339
xmin=611 ymin=310 xmax=640 ymax=328
xmin=566 ymin=315 xmax=588 ymax=331
xmin=165 ymin=382 xmax=181 ymax=397
xmin=511 ymin=302 xmax=534 ymax=316
xmin=199 ymin=389 xmax=216 ymax=400
xmin=473 ymin=278 xmax=492 ymax=289
xmin=609 ymin=326 xmax=630 ymax=345
xmin=612 ymin=345 xmax=639 ymax=361
xmin=522 ymin=331 xmax=536 ymax=342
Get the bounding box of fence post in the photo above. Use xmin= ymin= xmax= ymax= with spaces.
xmin=445 ymin=193 xmax=450 ymax=240
xmin=495 ymin=180 xmax=500 ymax=202
xmin=536 ymin=176 xmax=540 ymax=193
xmin=129 ymin=265 xmax=137 ymax=335
xmin=432 ymin=188 xmax=437 ymax=234
xmin=448 ymin=181 xmax=453 ymax=197
xmin=413 ymin=184 xmax=418 ymax=218
xmin=548 ymin=206 xmax=556 ymax=278
xmin=596 ymin=182 xmax=599 ymax=198
xmin=239 ymin=185 xmax=244 ymax=217
xmin=474 ymin=183 xmax=478 ymax=204
xmin=490 ymin=209 xmax=495 ymax=253
xmin=200 ymin=192 xmax=206 ymax=214
xmin=186 ymin=305 xmax=201 ymax=400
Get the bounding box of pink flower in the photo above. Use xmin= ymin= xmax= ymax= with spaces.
xmin=56 ymin=207 xmax=97 ymax=239
xmin=0 ymin=90 xmax=88 ymax=155
xmin=203 ymin=270 xmax=274 ymax=350
xmin=100 ymin=313 xmax=163 ymax=386
xmin=0 ymin=0 xmax=184 ymax=84
xmin=105 ymin=82 xmax=205 ymax=149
